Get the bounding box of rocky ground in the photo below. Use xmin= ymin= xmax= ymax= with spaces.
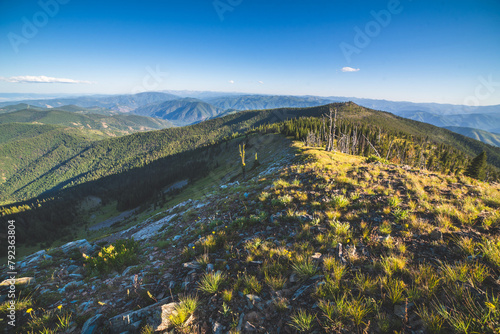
xmin=1 ymin=140 xmax=500 ymax=333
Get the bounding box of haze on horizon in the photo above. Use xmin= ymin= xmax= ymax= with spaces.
xmin=1 ymin=0 xmax=499 ymax=106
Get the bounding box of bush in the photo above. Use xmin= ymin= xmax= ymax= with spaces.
xmin=84 ymin=239 xmax=139 ymax=274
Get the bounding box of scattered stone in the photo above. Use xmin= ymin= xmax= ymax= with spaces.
xmin=289 ymin=273 xmax=299 ymax=283
xmin=207 ymin=263 xmax=214 ymax=272
xmin=173 ymin=235 xmax=181 ymax=241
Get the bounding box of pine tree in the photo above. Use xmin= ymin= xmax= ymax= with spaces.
xmin=465 ymin=151 xmax=487 ymax=180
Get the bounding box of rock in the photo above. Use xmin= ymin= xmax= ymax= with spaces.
xmin=311 ymin=252 xmax=322 ymax=261
xmin=79 ymin=301 xmax=93 ymax=313
xmin=394 ymin=304 xmax=406 ymax=318
xmin=430 ymin=229 xmax=442 ymax=241
xmin=68 ymin=274 xmax=84 ymax=279
xmin=157 ymin=302 xmax=180 ymax=331
xmin=289 ymin=273 xmax=299 ymax=283
xmin=292 ymin=284 xmax=312 ymax=300
xmin=244 ymin=321 xmax=257 ymax=332
xmin=207 ymin=264 xmax=214 ymax=272
xmin=67 ymin=265 xmax=79 ymax=273
xmin=246 ymin=295 xmax=262 ymax=309
xmin=182 ymin=262 xmax=200 ymax=269
xmin=122 ymin=266 xmax=135 ymax=276
xmin=81 ymin=314 xmax=103 ymax=334
xmin=0 ymin=277 xmax=35 ymax=287
xmin=173 ymin=235 xmax=181 ymax=241
xmin=236 ymin=313 xmax=245 ymax=332
xmin=108 ymin=298 xmax=171 ymax=333
xmin=212 ymin=321 xmax=224 ymax=334
xmin=245 ymin=311 xmax=263 ymax=325
xmin=59 ymin=281 xmax=84 ymax=293
xmin=60 ymin=239 xmax=93 ymax=254
xmin=19 ymin=250 xmax=46 ymax=267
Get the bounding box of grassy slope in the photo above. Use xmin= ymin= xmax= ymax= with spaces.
xmin=4 ymin=136 xmax=500 ymax=333
xmin=2 ymin=102 xmax=500 ymax=203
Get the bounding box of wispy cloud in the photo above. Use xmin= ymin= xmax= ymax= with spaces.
xmin=229 ymin=80 xmax=235 ymax=84
xmin=341 ymin=67 xmax=360 ymax=72
xmin=0 ymin=75 xmax=93 ymax=84
xmin=258 ymin=81 xmax=264 ymax=84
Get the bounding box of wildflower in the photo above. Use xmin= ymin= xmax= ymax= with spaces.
xmin=57 ymin=305 xmax=63 ymax=310
xmin=26 ymin=308 xmax=33 ymax=314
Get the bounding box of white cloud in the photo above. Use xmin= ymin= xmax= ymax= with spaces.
xmin=229 ymin=80 xmax=235 ymax=84
xmin=0 ymin=75 xmax=93 ymax=84
xmin=258 ymin=81 xmax=264 ymax=84
xmin=341 ymin=67 xmax=360 ymax=72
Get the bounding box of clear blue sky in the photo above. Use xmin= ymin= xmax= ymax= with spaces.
xmin=1 ymin=0 xmax=499 ymax=105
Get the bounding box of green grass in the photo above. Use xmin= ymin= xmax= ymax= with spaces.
xmin=198 ymin=271 xmax=226 ymax=294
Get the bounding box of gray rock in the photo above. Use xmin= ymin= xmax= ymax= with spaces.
xmin=394 ymin=304 xmax=406 ymax=318
xmin=67 ymin=265 xmax=79 ymax=273
xmin=212 ymin=321 xmax=224 ymax=334
xmin=244 ymin=321 xmax=257 ymax=332
xmin=108 ymin=298 xmax=171 ymax=333
xmin=292 ymin=284 xmax=312 ymax=300
xmin=60 ymin=239 xmax=93 ymax=254
xmin=207 ymin=263 xmax=214 ymax=272
xmin=289 ymin=273 xmax=299 ymax=283
xmin=430 ymin=229 xmax=442 ymax=241
xmin=59 ymin=280 xmax=84 ymax=293
xmin=81 ymin=314 xmax=103 ymax=334
xmin=182 ymin=262 xmax=200 ymax=269
xmin=173 ymin=235 xmax=181 ymax=241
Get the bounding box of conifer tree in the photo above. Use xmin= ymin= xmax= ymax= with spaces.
xmin=465 ymin=151 xmax=487 ymax=180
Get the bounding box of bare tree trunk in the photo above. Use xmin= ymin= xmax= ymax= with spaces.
xmin=362 ymin=134 xmax=381 ymax=158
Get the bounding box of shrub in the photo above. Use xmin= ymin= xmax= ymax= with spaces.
xmin=84 ymin=239 xmax=139 ymax=274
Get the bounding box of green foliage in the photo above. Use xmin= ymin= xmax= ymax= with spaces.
xmin=465 ymin=151 xmax=487 ymax=180
xmin=85 ymin=239 xmax=139 ymax=274
xmin=198 ymin=271 xmax=226 ymax=294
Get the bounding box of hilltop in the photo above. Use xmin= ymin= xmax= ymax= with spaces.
xmin=1 ymin=135 xmax=499 ymax=333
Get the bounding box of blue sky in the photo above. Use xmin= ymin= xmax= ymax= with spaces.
xmin=1 ymin=0 xmax=499 ymax=105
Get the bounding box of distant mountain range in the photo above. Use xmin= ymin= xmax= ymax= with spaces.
xmin=0 ymin=92 xmax=179 ymax=113
xmin=205 ymin=95 xmax=333 ymax=111
xmin=1 ymin=92 xmax=499 ymax=141
xmin=133 ymin=98 xmax=226 ymax=126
